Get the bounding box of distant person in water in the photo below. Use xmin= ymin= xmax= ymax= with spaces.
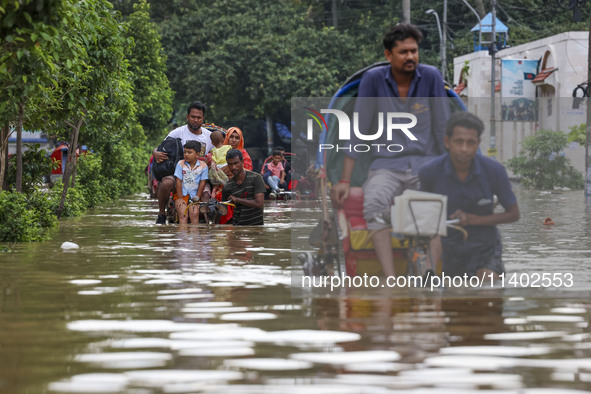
xmin=221 ymin=149 xmax=265 ymax=225
xmin=264 ymin=150 xmax=287 ymax=200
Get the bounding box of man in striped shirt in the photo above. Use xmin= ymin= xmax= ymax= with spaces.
xmin=222 ymin=149 xmax=265 ymax=225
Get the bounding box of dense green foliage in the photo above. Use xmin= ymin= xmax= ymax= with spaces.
xmin=5 ymin=143 xmax=57 ymax=194
xmin=0 ymin=189 xmax=58 ymax=242
xmin=567 ymin=123 xmax=586 ymax=145
xmin=507 ymin=129 xmax=584 ymax=190
xmin=0 ymin=150 xmax=129 ymax=243
xmin=124 ymin=0 xmax=173 ymax=145
xmin=128 ymin=0 xmax=589 ymax=126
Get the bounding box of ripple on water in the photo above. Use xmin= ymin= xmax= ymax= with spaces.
xmin=290 ymin=350 xmax=400 ymax=365
xmin=178 ymin=346 xmax=255 ymax=357
xmin=169 ymin=340 xmax=254 ymax=351
xmin=550 ymin=307 xmax=588 ymax=314
xmin=182 ymin=306 xmax=249 ymax=313
xmin=254 ymin=329 xmax=361 ymax=346
xmin=196 ymin=384 xmax=392 ymax=394
xmin=219 ymin=312 xmax=277 ymax=321
xmin=169 ymin=326 xmax=267 ymax=341
xmin=124 ymin=370 xmax=243 ymax=388
xmin=109 ymin=338 xmax=172 ymax=349
xmin=48 ymin=373 xmax=128 ymax=393
xmin=69 ymin=279 xmax=102 ymax=285
xmin=391 ymin=368 xmax=523 ymax=389
xmin=526 ymin=315 xmax=585 ymax=323
xmin=224 ymin=358 xmax=313 ymax=371
xmin=67 ymin=320 xmax=237 ymax=333
xmin=156 ymin=293 xmax=213 ymax=300
xmin=439 ymin=346 xmax=554 ymax=357
xmin=425 ymin=355 xmax=591 ymax=373
xmin=483 ymin=331 xmax=568 ymax=340
xmin=343 ymin=362 xmax=414 ymax=373
xmin=74 ymin=352 xmax=172 ymax=369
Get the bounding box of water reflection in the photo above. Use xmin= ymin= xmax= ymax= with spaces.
xmin=0 ymin=191 xmax=591 ymax=393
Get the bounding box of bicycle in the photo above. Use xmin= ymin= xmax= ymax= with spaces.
xmin=392 ymin=192 xmax=467 ymax=282
xmin=301 ymin=189 xmax=468 ymax=286
xmin=184 ymin=197 xmax=235 ymax=226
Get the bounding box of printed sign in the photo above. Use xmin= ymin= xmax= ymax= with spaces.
xmin=501 ymin=59 xmax=538 ymax=121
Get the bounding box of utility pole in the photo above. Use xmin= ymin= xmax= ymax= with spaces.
xmin=331 ymin=0 xmax=338 ymax=29
xmin=402 ymin=0 xmax=411 ymax=23
xmin=585 ymin=4 xmax=591 ymax=197
xmin=489 ymin=0 xmax=497 ymax=158
xmin=443 ymin=0 xmax=448 ymax=82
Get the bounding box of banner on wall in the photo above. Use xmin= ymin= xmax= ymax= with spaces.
xmin=501 ymin=59 xmax=538 ymax=121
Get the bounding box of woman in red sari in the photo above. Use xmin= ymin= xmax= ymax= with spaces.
xmin=218 ymin=127 xmax=253 ymax=224
xmin=223 ymin=127 xmax=253 ymax=171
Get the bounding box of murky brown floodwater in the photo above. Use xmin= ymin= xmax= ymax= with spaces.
xmin=1 ymin=185 xmax=591 ymax=393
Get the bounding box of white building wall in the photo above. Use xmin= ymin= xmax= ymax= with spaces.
xmin=453 ymin=32 xmax=588 ymax=175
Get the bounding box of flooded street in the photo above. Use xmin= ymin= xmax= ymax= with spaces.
xmin=1 ymin=186 xmax=591 ymax=393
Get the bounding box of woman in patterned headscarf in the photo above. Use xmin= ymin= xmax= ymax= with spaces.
xmin=223 ymin=127 xmax=253 ymax=172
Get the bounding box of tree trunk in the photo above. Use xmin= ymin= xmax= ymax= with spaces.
xmin=0 ymin=125 xmax=10 ymax=191
xmin=71 ymin=159 xmax=77 ymax=188
xmin=265 ymin=113 xmax=274 ymax=156
xmin=15 ymin=102 xmax=24 ymax=193
xmin=56 ymin=117 xmax=83 ymax=219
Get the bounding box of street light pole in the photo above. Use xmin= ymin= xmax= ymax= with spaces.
xmin=490 ymin=0 xmax=497 ymax=158
xmin=442 ymin=0 xmax=448 ymax=81
xmin=425 ymin=9 xmax=445 ymax=78
xmin=461 ymin=0 xmax=482 ymax=50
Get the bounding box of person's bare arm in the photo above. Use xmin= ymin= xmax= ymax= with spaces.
xmin=279 ymin=170 xmax=285 ymax=184
xmin=330 ymin=155 xmax=355 ymax=207
xmin=196 ymin=179 xmax=206 ymax=200
xmin=228 ymin=192 xmax=264 ymax=209
xmin=153 ymin=147 xmax=168 ymax=163
xmin=450 ymin=203 xmax=520 ymax=227
xmin=175 ymin=177 xmax=183 ymax=201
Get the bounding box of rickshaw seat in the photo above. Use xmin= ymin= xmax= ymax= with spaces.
xmin=336 ymin=187 xmax=408 ymax=251
xmin=341 ymin=187 xmax=365 ymax=219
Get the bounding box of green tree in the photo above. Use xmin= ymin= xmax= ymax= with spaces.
xmin=507 ymin=129 xmax=584 ymax=190
xmin=125 ymin=0 xmax=173 ymax=145
xmin=159 ymin=0 xmax=368 ymax=151
xmin=0 ymin=0 xmax=64 ymax=191
xmin=40 ymin=0 xmax=137 ymax=218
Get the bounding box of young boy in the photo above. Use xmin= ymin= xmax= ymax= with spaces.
xmin=265 ymin=150 xmax=286 ymax=199
xmin=174 ymin=140 xmax=209 ymax=224
xmin=208 ymin=131 xmax=231 ymax=197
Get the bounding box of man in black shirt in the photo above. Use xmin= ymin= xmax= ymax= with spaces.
xmin=222 ymin=149 xmax=266 ymax=225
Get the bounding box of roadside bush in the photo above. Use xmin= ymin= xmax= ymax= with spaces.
xmin=567 ymin=123 xmax=586 ymax=145
xmin=0 ymin=190 xmax=58 ymax=243
xmin=48 ymin=181 xmax=88 ymax=217
xmin=507 ymin=129 xmax=584 ymax=190
xmin=98 ymin=143 xmax=148 ymax=199
xmin=5 ymin=144 xmax=58 ymax=194
xmin=26 ymin=190 xmax=59 ymax=232
xmin=76 ymin=153 xmax=109 ymax=209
